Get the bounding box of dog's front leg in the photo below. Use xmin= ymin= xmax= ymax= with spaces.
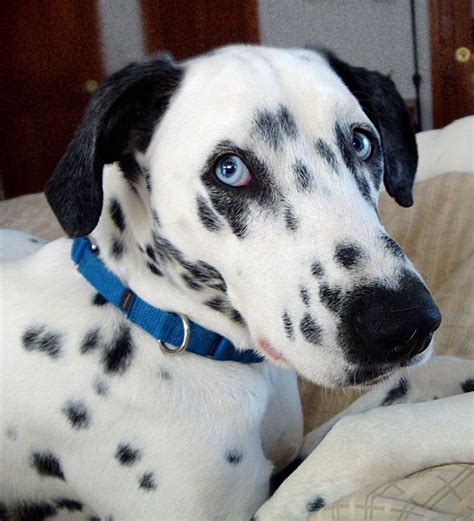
xmin=255 ymin=392 xmax=473 ymax=521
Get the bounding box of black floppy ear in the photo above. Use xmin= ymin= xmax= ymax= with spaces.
xmin=45 ymin=54 xmax=183 ymax=236
xmin=322 ymin=51 xmax=418 ymax=207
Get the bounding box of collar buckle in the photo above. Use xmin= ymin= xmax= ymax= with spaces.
xmin=158 ymin=313 xmax=191 ymax=355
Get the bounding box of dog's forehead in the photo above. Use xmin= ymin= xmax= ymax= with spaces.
xmin=149 ymin=46 xmax=371 ymax=169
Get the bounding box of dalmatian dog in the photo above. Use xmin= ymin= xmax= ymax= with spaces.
xmin=1 ymin=45 xmax=473 ymax=521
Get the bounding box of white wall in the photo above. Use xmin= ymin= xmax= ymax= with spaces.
xmin=258 ymin=0 xmax=433 ymax=129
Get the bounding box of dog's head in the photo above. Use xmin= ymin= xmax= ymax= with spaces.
xmin=46 ymin=45 xmax=441 ymax=386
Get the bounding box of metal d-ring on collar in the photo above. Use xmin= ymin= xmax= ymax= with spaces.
xmin=158 ymin=313 xmax=191 ymax=354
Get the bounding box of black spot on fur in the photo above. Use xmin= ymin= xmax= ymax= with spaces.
xmin=147 ymin=261 xmax=163 ymax=276
xmin=226 ymin=451 xmax=242 ymax=465
xmin=152 ymin=231 xmax=185 ymax=264
xmin=282 ymin=312 xmax=294 ymax=340
xmin=22 ymin=325 xmax=62 ymax=359
xmin=381 ymin=378 xmax=409 ymax=405
xmin=354 ymin=171 xmax=373 ymax=203
xmin=109 ymin=198 xmax=125 ymax=232
xmin=103 ymin=326 xmax=134 ymax=374
xmin=62 ymin=400 xmax=91 ymax=429
xmin=284 ymin=205 xmax=298 ymax=231
xmin=115 ymin=443 xmax=142 ymax=466
xmin=300 ymin=287 xmax=310 ymax=306
xmin=461 ymin=378 xmax=474 ymax=393
xmin=94 ymin=379 xmax=109 ymax=396
xmin=181 ymin=273 xmax=203 ymax=291
xmin=230 ymin=308 xmax=244 ymax=324
xmin=380 ymin=234 xmax=405 ymax=259
xmin=197 ymin=194 xmax=223 ymax=232
xmin=145 ymin=244 xmax=156 ymax=261
xmin=6 ymin=426 xmax=17 ymax=440
xmin=293 ymin=160 xmax=312 ymax=191
xmin=158 ymin=367 xmax=172 ymax=380
xmin=31 ymin=451 xmax=65 ymax=480
xmin=315 ymin=139 xmax=338 ymax=172
xmin=254 ymin=105 xmax=297 ymax=149
xmin=54 ymin=499 xmax=83 ymax=512
xmin=334 ymin=242 xmax=365 ymax=269
xmin=139 ymin=472 xmax=157 ymax=491
xmin=29 ymin=237 xmax=40 ymax=243
xmin=205 ymin=296 xmax=225 ymax=311
xmin=311 ymin=260 xmax=324 ymax=278
xmin=80 ymin=328 xmax=101 ymax=354
xmin=300 ymin=313 xmax=321 ymax=345
xmin=14 ymin=502 xmax=57 ymax=521
xmin=307 ymin=496 xmax=325 ymax=512
xmin=92 ymin=293 xmax=108 ymax=306
xmin=110 ymin=237 xmax=125 ymax=259
xmin=319 ymin=285 xmax=343 ymax=313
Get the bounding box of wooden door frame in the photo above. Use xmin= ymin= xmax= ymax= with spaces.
xmin=140 ymin=0 xmax=259 ymax=59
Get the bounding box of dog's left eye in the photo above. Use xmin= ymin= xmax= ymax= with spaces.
xmin=214 ymin=155 xmax=251 ymax=187
xmin=352 ymin=130 xmax=372 ymax=161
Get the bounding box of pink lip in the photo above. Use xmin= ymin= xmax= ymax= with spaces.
xmin=258 ymin=338 xmax=283 ymax=361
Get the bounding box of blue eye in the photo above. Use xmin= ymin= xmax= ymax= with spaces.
xmin=352 ymin=131 xmax=372 ymax=160
xmin=214 ymin=155 xmax=251 ymax=187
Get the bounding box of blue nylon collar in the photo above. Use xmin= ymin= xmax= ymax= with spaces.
xmin=71 ymin=237 xmax=263 ymax=364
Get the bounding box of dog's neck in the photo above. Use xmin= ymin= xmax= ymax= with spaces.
xmin=88 ymin=161 xmax=253 ymax=350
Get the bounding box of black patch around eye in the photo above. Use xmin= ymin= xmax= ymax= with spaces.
xmin=197 ymin=194 xmax=223 ymax=232
xmin=62 ymin=400 xmax=91 ymax=429
xmin=54 ymin=499 xmax=82 ymax=512
xmin=310 ymin=260 xmax=325 ymax=278
xmin=201 ymin=140 xmax=279 ymax=239
xmin=381 ymin=377 xmax=409 ymax=406
xmin=315 ymin=139 xmax=338 ymax=172
xmin=284 ymin=205 xmax=298 ymax=232
xmin=334 ymin=242 xmax=365 ymax=269
xmin=226 ymin=451 xmax=242 ymax=465
xmin=103 ymin=325 xmax=134 ymax=374
xmin=110 ymin=237 xmax=125 ymax=259
xmin=14 ymin=502 xmax=57 ymax=521
xmin=300 ymin=313 xmax=322 ymax=345
xmin=461 ymin=378 xmax=474 ymax=393
xmin=380 ymin=234 xmax=405 ymax=259
xmin=319 ymin=285 xmax=343 ymax=313
xmin=307 ymin=496 xmax=325 ymax=512
xmin=335 ymin=123 xmax=356 ymax=174
xmin=31 ymin=451 xmax=65 ymax=480
xmin=139 ymin=472 xmax=157 ymax=491
xmin=282 ymin=312 xmax=294 ymax=341
xmin=22 ymin=325 xmax=62 ymax=359
xmin=92 ymin=292 xmax=107 ymax=306
xmin=115 ymin=443 xmax=142 ymax=466
xmin=109 ymin=198 xmax=126 ymax=232
xmin=293 ymin=160 xmax=312 ymax=192
xmin=300 ymin=287 xmax=310 ymax=306
xmin=80 ymin=328 xmax=101 ymax=354
xmin=147 ymin=261 xmax=163 ymax=276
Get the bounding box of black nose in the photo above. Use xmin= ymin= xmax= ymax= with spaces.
xmin=350 ymin=276 xmax=441 ymax=365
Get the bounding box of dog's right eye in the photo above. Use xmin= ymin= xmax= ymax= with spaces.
xmin=214 ymin=155 xmax=251 ymax=187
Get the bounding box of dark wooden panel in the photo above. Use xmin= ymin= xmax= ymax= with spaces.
xmin=0 ymin=0 xmax=103 ymax=198
xmin=430 ymin=0 xmax=473 ymax=128
xmin=141 ymin=0 xmax=259 ymax=60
